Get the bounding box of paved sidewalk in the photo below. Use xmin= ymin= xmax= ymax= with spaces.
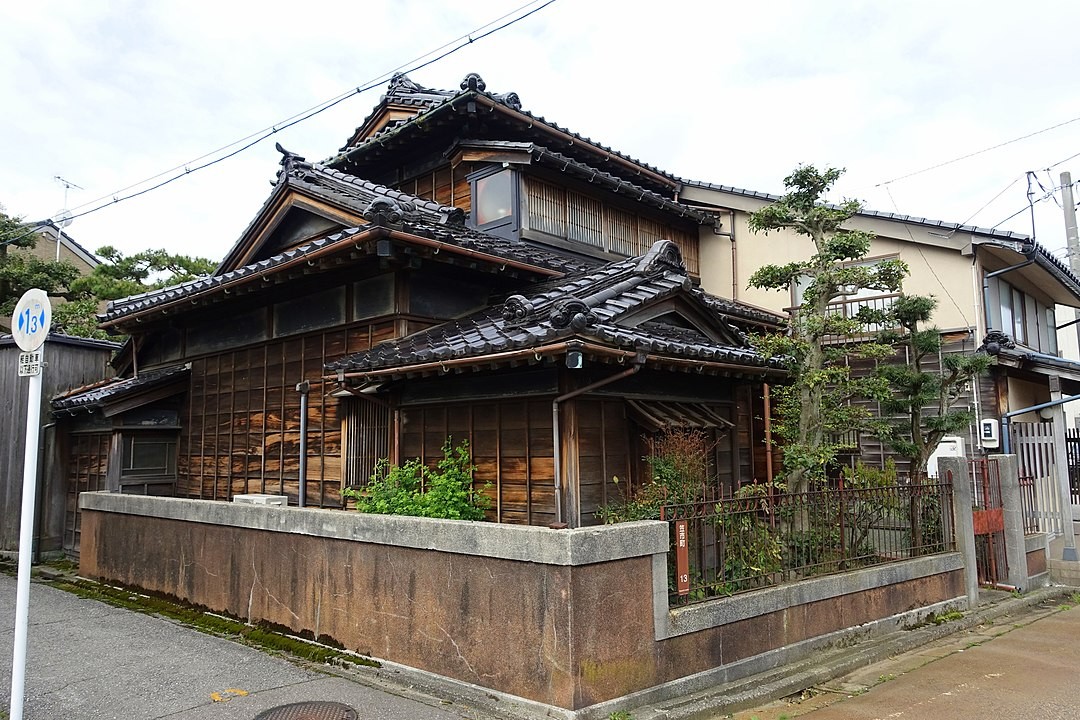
xmin=728 ymin=590 xmax=1080 ymax=720
xmin=0 ymin=573 xmax=498 ymax=720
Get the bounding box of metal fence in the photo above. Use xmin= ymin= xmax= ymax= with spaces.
xmin=661 ymin=478 xmax=955 ymax=606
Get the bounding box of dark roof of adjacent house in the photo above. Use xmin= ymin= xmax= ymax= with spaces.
xmin=330 ymin=73 xmax=682 ymax=194
xmin=51 ymin=364 xmax=189 ymax=412
xmin=0 ymin=332 xmax=120 ymax=351
xmin=328 ymin=240 xmax=785 ymax=378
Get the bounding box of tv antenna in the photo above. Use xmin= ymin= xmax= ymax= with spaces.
xmin=52 ymin=176 xmax=83 ymax=260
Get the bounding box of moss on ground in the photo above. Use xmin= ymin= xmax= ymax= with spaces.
xmin=47 ymin=576 xmax=379 ymax=669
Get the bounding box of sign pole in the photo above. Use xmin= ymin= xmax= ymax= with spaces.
xmin=8 ymin=288 xmax=51 ymax=720
xmin=9 ymin=370 xmax=42 ymax=720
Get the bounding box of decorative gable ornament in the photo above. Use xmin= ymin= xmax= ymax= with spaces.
xmin=634 ymin=240 xmax=686 ymax=277
xmin=364 ymin=197 xmax=413 ymax=224
xmin=502 ymin=294 xmax=533 ymax=322
xmin=550 ymin=298 xmax=598 ymax=331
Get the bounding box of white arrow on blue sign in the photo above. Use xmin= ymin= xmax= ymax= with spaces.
xmin=11 ymin=288 xmax=52 ymax=352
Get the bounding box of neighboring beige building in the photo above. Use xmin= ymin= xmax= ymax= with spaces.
xmin=1 ymin=223 xmax=100 ymax=332
xmin=676 ymin=181 xmax=1080 ymax=468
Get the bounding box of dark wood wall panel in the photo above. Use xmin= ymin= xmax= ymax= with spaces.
xmin=575 ymin=399 xmax=632 ymax=526
xmin=64 ymin=432 xmax=111 ymax=554
xmin=399 ymin=399 xmax=556 ymax=526
xmin=177 ymin=320 xmax=394 ymax=507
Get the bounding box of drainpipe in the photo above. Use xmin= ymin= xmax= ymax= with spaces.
xmin=552 ymin=351 xmax=645 ymax=527
xmin=1000 ymin=394 xmax=1080 ymax=454
xmin=979 ymin=245 xmax=1037 ymax=334
xmin=296 ymin=381 xmax=310 ymax=508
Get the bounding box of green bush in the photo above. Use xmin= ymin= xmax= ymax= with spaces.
xmin=343 ymin=439 xmax=490 ymax=521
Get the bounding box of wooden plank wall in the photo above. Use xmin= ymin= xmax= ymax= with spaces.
xmin=177 ymin=321 xmax=396 ymax=507
xmin=575 ymin=399 xmax=632 ymax=526
xmin=64 ymin=432 xmax=110 ymax=554
xmin=399 ymin=399 xmax=557 ymax=526
xmin=398 ymin=162 xmax=476 ymax=214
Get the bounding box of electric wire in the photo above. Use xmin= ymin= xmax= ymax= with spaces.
xmin=883 ymin=186 xmax=972 ymax=328
xmin=875 ymin=114 xmax=1080 ymax=188
xmin=3 ymin=0 xmax=557 ymax=242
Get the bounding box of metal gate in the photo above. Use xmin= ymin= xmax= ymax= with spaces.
xmin=970 ymin=459 xmax=1007 ymax=586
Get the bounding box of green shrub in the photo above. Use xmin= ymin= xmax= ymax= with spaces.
xmin=344 ymin=439 xmax=490 ymax=520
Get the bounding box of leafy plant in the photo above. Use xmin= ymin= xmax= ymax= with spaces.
xmin=596 ymin=428 xmax=715 ymax=523
xmin=714 ymin=483 xmax=783 ymax=593
xmin=343 ymin=439 xmax=490 ymax=520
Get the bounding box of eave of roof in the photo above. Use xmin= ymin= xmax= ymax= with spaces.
xmin=52 ymin=364 xmax=189 ymax=413
xmin=328 ymin=73 xmax=682 ymax=194
xmin=327 ymin=241 xmax=785 ymax=381
xmin=681 ymin=178 xmax=1032 ymax=242
xmin=1 ymin=332 xmax=121 ymax=351
xmin=99 ymin=220 xmax=586 ymax=329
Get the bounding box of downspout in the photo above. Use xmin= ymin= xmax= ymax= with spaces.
xmin=979 ymin=246 xmax=1037 ymax=334
xmin=552 ymin=354 xmax=645 ymax=528
xmin=296 ymin=380 xmax=310 ymax=508
xmin=1000 ymin=394 xmax=1080 ymax=454
xmin=729 ymin=209 xmax=738 ymax=301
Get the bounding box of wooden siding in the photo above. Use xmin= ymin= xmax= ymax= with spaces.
xmin=523 ymin=176 xmax=700 ymax=275
xmin=177 ymin=322 xmax=396 ymax=507
xmin=64 ymin=432 xmax=111 ymax=554
xmin=398 ymin=161 xmax=478 ymax=214
xmin=575 ymin=399 xmax=633 ymax=526
xmin=399 ymin=400 xmax=557 ymax=526
xmin=1 ymin=341 xmax=114 ymax=553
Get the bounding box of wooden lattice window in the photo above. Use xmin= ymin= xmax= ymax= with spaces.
xmin=341 ymin=398 xmax=391 ymax=488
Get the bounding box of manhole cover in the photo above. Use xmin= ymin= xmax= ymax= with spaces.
xmin=253 ymin=701 xmax=358 ymax=720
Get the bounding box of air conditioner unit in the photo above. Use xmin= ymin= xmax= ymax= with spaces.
xmin=232 ymin=493 xmax=288 ymax=507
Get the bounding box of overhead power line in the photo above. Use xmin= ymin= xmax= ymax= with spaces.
xmin=875 ymin=114 xmax=1080 ymax=188
xmin=4 ymin=0 xmax=557 ymax=242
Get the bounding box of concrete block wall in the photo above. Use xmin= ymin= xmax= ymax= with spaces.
xmin=78 ymin=493 xmax=967 ymax=717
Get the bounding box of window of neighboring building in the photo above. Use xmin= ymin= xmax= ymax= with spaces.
xmin=987 ymin=277 xmax=1057 ymax=354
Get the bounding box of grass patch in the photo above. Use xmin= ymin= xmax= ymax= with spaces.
xmin=49 ymin=578 xmax=379 ymax=669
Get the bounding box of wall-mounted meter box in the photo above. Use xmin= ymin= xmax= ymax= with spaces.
xmin=980 ymin=419 xmax=1000 ymax=449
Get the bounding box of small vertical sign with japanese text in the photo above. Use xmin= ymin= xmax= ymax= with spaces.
xmin=675 ymin=519 xmax=690 ymax=596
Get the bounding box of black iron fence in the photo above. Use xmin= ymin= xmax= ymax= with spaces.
xmin=661 ymin=478 xmax=955 ymax=606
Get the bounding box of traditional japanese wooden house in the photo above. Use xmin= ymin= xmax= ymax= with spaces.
xmin=53 ymin=73 xmax=786 ymax=530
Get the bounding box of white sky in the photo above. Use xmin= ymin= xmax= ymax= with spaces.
xmin=2 ymin=0 xmax=1080 ymax=267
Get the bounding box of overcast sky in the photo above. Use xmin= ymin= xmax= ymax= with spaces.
xmin=3 ymin=1 xmax=1080 ymax=267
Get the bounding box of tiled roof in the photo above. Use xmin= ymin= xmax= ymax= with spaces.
xmin=682 ymin=179 xmax=1032 ymax=241
xmin=328 ymin=241 xmax=784 ymax=376
xmin=100 ymin=163 xmax=593 ymax=326
xmin=52 ymin=364 xmax=189 ymax=412
xmin=683 ymin=178 xmax=1080 ymax=294
xmin=452 ymin=140 xmax=713 ymax=225
xmin=330 ymin=73 xmax=682 ymax=189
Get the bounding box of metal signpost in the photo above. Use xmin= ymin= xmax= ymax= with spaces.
xmin=8 ymin=288 xmax=51 ymax=720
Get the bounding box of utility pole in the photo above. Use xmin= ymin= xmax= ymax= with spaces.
xmin=1063 ymin=172 xmax=1080 ymax=369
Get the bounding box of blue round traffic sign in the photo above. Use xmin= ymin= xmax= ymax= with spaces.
xmin=11 ymin=288 xmax=52 ymax=352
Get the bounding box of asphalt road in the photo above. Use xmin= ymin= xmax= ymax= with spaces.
xmin=0 ymin=572 xmax=498 ymax=720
